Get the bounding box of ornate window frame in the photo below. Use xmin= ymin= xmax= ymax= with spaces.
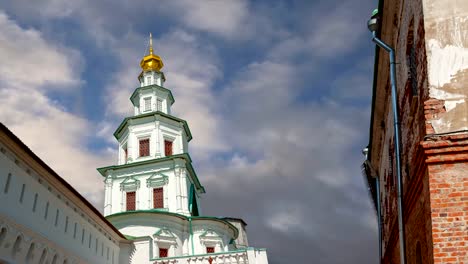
xmin=153 ymin=227 xmax=177 ymax=258
xmin=199 ymin=229 xmax=223 ymax=253
xmin=147 ymin=173 xmax=169 ymax=211
xmin=120 ymin=176 xmax=140 ymax=211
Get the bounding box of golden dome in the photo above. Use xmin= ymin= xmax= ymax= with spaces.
xmin=140 ymin=33 xmax=164 ymax=72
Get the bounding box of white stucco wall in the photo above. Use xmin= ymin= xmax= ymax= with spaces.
xmin=108 ymin=213 xmax=241 ymax=263
xmin=104 ymin=158 xmax=193 ymax=217
xmin=0 ymin=140 xmax=130 ymax=264
xmin=117 ymin=118 xmax=187 ymax=165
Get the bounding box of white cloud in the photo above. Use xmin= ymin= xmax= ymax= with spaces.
xmin=0 ymin=12 xmax=82 ymax=90
xmin=0 ymin=12 xmax=111 ymax=207
xmin=166 ymin=0 xmax=250 ymax=38
xmin=102 ymin=30 xmax=228 ymax=156
xmin=267 ymin=206 xmax=304 ymax=233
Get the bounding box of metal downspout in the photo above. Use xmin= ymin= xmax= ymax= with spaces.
xmin=372 ymin=31 xmax=407 ymax=264
xmin=189 ymin=217 xmax=194 ymax=254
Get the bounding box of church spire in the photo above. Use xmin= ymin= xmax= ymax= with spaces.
xmin=140 ymin=32 xmax=164 ymax=72
xmin=149 ymin=32 xmax=154 ymax=55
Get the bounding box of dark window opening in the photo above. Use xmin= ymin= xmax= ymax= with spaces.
xmin=164 ymin=140 xmax=173 ymax=156
xmin=206 ymin=247 xmax=215 ymax=253
xmin=153 ymin=188 xmax=164 ymax=209
xmin=139 ymin=139 xmax=150 ymax=157
xmin=126 ymin=191 xmax=136 ymax=211
xmin=159 ymin=248 xmax=168 ymax=258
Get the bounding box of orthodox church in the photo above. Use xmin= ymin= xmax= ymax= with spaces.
xmin=0 ymin=35 xmax=269 ymax=264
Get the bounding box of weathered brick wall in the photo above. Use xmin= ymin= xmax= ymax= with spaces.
xmin=423 ymin=135 xmax=468 ymax=264
xmin=377 ymin=0 xmax=433 ymax=262
xmin=373 ymin=0 xmax=467 ymax=263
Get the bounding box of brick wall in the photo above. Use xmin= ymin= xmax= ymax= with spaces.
xmin=423 ymin=135 xmax=468 ymax=264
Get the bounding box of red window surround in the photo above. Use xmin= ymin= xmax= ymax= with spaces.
xmin=126 ymin=192 xmax=136 ymax=211
xmin=153 ymin=188 xmax=164 ymax=209
xmin=164 ymin=140 xmax=173 ymax=156
xmin=139 ymin=139 xmax=150 ymax=157
xmin=206 ymin=247 xmax=215 ymax=253
xmin=159 ymin=248 xmax=168 ymax=258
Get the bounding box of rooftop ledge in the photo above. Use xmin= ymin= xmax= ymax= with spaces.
xmin=151 ymin=248 xmax=268 ymax=263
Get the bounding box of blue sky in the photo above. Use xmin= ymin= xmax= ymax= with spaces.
xmin=0 ymin=0 xmax=378 ymax=263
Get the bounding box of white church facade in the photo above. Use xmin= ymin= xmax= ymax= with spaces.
xmin=0 ymin=35 xmax=269 ymax=264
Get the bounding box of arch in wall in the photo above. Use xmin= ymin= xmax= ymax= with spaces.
xmin=26 ymin=242 xmax=36 ymax=262
xmin=11 ymin=235 xmax=22 ymax=258
xmin=51 ymin=254 xmax=58 ymax=264
xmin=0 ymin=227 xmax=7 ymax=247
xmin=38 ymin=248 xmax=48 ymax=264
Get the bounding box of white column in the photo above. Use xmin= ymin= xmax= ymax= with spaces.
xmin=134 ymin=105 xmax=139 ymax=115
xmin=104 ymin=176 xmax=113 ymax=216
xmin=158 ymin=125 xmax=164 ymax=157
xmin=174 ymin=164 xmax=182 ymax=213
xmin=127 ymin=127 xmax=134 ymax=162
xmin=178 ymin=133 xmax=183 ymax=155
xmin=154 ymin=121 xmax=161 ymax=158
xmin=180 ymin=168 xmax=189 ymax=215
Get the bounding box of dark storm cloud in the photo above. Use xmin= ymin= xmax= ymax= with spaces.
xmin=0 ymin=0 xmax=379 ymax=263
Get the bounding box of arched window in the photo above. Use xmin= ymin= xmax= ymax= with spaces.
xmin=26 ymin=243 xmax=35 ymax=261
xmin=12 ymin=236 xmax=22 ymax=258
xmin=52 ymin=254 xmax=58 ymax=264
xmin=39 ymin=248 xmax=47 ymax=264
xmin=0 ymin=227 xmax=7 ymax=247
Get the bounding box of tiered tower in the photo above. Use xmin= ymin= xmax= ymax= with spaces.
xmin=97 ymin=34 xmax=268 ymax=264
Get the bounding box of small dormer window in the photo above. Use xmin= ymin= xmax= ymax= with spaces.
xmin=146 ymin=76 xmax=151 ymax=85
xmin=144 ymin=97 xmax=152 ymax=112
xmin=157 ymin=99 xmax=163 ymax=112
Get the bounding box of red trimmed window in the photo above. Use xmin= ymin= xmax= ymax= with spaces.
xmin=206 ymin=247 xmax=215 ymax=253
xmin=153 ymin=188 xmax=164 ymax=209
xmin=139 ymin=139 xmax=150 ymax=157
xmin=124 ymin=148 xmax=128 ymax=163
xmin=126 ymin=192 xmax=136 ymax=211
xmin=164 ymin=140 xmax=173 ymax=156
xmin=159 ymin=248 xmax=168 ymax=258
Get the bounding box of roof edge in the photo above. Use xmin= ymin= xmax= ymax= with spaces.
xmin=0 ymin=122 xmax=127 ymax=240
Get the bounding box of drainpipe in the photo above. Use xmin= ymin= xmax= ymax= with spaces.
xmin=368 ymin=13 xmax=407 ymax=264
xmin=189 ymin=217 xmax=195 ymax=255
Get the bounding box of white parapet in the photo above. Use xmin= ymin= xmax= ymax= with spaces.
xmin=151 ymin=248 xmax=268 ymax=264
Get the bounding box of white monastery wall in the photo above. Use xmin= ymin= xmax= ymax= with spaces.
xmin=0 ymin=141 xmax=130 ymax=264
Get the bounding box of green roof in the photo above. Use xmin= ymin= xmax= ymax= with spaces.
xmin=113 ymin=111 xmax=192 ymax=141
xmin=130 ymin=84 xmax=175 ymax=105
xmin=96 ymin=153 xmax=205 ymax=193
xmin=106 ymin=209 xmax=239 ymax=238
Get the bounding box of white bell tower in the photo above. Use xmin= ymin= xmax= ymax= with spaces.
xmin=98 ymin=33 xmax=203 ymax=217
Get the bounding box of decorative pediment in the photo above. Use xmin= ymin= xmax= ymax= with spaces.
xmin=120 ymin=176 xmax=140 ymax=191
xmin=146 ymin=173 xmax=169 ymax=188
xmin=199 ymin=229 xmax=223 ymax=245
xmin=200 ymin=229 xmax=221 ymax=239
xmin=153 ymin=227 xmax=177 ymax=245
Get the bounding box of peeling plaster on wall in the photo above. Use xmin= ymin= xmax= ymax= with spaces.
xmin=424 ymin=0 xmax=468 ymax=133
xmin=428 ymin=68 xmax=468 ymax=133
xmin=427 ymin=40 xmax=468 ymax=91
